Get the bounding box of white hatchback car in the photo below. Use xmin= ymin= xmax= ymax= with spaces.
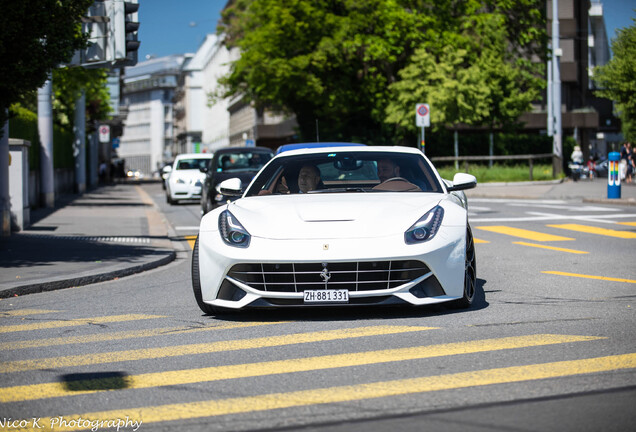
xmin=166 ymin=153 xmax=213 ymax=204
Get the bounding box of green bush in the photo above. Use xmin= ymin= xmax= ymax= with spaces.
xmin=437 ymin=163 xmax=558 ymax=183
xmin=9 ymin=105 xmax=74 ymax=170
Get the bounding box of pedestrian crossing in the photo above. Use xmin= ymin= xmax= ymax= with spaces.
xmin=1 ymin=309 xmax=634 ymax=431
xmin=473 ymin=220 xmax=636 ymax=249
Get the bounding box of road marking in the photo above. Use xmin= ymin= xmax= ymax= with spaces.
xmin=470 ymin=212 xmax=636 ymax=224
xmin=0 ymin=334 xmax=602 ymax=403
xmin=474 ymin=238 xmax=489 ymax=244
xmin=0 ymin=321 xmax=284 ymax=351
xmin=184 ymin=235 xmax=197 ymax=249
xmin=542 ymin=271 xmax=636 ymax=284
xmin=0 ymin=314 xmax=165 ymax=334
xmin=17 ymin=353 xmax=636 ymax=431
xmin=618 ymin=221 xmax=636 ymax=227
xmin=0 ymin=325 xmax=436 ymax=373
xmin=475 ymin=226 xmax=574 ymax=242
xmin=548 ymin=223 xmax=636 ymax=239
xmin=0 ymin=309 xmax=59 ymax=317
xmin=513 ymin=242 xmax=588 ymax=254
xmin=175 ymin=226 xmax=200 ymax=231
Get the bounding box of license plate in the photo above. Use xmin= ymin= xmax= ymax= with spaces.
xmin=303 ymin=289 xmax=349 ymax=304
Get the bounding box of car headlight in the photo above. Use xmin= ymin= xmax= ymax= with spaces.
xmin=404 ymin=206 xmax=444 ymax=244
xmin=219 ymin=210 xmax=251 ymax=248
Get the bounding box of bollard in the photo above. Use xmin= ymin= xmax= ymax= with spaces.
xmin=607 ymin=151 xmax=621 ymax=199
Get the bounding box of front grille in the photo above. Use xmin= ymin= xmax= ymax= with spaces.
xmin=227 ymin=260 xmax=431 ymax=293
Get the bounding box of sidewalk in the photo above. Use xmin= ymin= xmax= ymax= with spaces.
xmin=0 ymin=182 xmax=180 ymax=298
xmin=1 ymin=178 xmax=634 ymax=298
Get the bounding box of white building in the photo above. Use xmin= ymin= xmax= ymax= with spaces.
xmin=119 ymin=55 xmax=187 ymax=176
xmin=174 ymin=34 xmax=239 ymax=154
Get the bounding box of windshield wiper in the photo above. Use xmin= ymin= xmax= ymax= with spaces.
xmin=308 ymin=187 xmax=369 ymax=194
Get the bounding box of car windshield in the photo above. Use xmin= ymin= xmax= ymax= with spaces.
xmin=245 ymin=151 xmax=443 ymax=196
xmin=176 ymin=158 xmax=209 ymax=170
xmin=216 ymin=152 xmax=273 ymax=173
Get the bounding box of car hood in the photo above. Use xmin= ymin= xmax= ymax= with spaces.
xmin=226 ymin=193 xmax=445 ymax=240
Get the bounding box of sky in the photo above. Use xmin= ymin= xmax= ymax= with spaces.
xmin=137 ymin=0 xmax=636 ymax=61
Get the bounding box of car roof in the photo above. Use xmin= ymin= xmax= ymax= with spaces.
xmin=276 ymin=142 xmax=365 ymax=154
xmin=213 ymin=146 xmax=274 ymax=156
xmin=275 ymin=145 xmax=424 ymax=158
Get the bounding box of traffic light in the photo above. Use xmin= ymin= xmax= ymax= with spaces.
xmin=114 ymin=0 xmax=140 ymax=65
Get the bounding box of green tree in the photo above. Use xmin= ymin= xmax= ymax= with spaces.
xmin=218 ymin=0 xmax=546 ymax=148
xmin=386 ymin=1 xmax=546 ymax=146
xmin=218 ymin=0 xmax=433 ymax=144
xmin=593 ymin=18 xmax=636 ymax=142
xmin=51 ymin=67 xmax=112 ymax=133
xmin=0 ymin=0 xmax=94 ymax=132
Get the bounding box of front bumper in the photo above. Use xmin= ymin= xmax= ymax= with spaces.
xmin=197 ymin=227 xmax=466 ymax=310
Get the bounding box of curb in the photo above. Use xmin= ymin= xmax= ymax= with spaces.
xmin=0 ymin=251 xmax=176 ymax=299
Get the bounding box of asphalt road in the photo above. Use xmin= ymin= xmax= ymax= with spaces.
xmin=1 ymin=183 xmax=635 ymax=432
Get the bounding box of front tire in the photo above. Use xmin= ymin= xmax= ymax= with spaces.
xmin=191 ymin=236 xmax=221 ymax=315
xmin=450 ymin=225 xmax=476 ymax=309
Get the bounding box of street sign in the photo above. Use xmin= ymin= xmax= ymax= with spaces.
xmin=99 ymin=125 xmax=110 ymax=143
xmin=416 ymin=103 xmax=430 ymax=127
xmin=112 ymin=137 xmax=120 ymax=149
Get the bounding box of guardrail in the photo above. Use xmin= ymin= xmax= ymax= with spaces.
xmin=430 ymin=153 xmax=555 ymax=181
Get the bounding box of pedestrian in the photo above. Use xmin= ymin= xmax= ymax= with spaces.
xmin=627 ymin=143 xmax=634 ymax=184
xmin=587 ymin=156 xmax=596 ymax=180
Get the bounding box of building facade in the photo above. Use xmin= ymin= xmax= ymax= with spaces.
xmin=119 ymin=55 xmax=187 ymax=176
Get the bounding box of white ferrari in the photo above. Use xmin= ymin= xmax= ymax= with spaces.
xmin=192 ymin=145 xmax=477 ymax=314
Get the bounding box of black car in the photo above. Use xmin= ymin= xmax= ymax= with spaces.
xmin=200 ymin=146 xmax=274 ymax=215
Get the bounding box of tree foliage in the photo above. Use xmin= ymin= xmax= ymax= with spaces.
xmin=0 ymin=0 xmax=94 ymax=129
xmin=593 ymin=18 xmax=636 ymax=142
xmin=217 ymin=0 xmax=546 ymax=148
xmin=51 ymin=67 xmax=112 ymax=133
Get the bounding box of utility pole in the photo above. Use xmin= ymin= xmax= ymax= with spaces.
xmin=74 ymin=90 xmax=87 ymax=194
xmin=38 ymin=76 xmax=55 ymax=208
xmin=1 ymin=116 xmax=9 ymax=236
xmin=551 ymin=0 xmax=563 ymax=176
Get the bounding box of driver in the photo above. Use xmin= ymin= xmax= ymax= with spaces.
xmin=377 ymin=159 xmax=400 ymax=182
xmin=298 ymin=164 xmax=321 ymax=193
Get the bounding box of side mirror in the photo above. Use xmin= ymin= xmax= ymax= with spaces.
xmin=217 ymin=178 xmax=243 ymax=196
xmin=199 ymin=166 xmax=208 ymax=173
xmin=447 ymin=173 xmax=477 ymax=191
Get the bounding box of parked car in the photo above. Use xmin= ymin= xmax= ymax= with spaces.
xmin=192 ymin=145 xmax=477 ymax=315
xmin=200 ymin=147 xmax=274 ymax=215
xmin=166 ymin=153 xmax=213 ymax=205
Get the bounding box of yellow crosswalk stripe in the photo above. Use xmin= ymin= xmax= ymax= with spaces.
xmin=0 ymin=321 xmax=283 ymax=351
xmin=0 ymin=309 xmax=59 ymax=317
xmin=548 ymin=223 xmax=636 ymax=239
xmin=0 ymin=334 xmax=601 ymax=403
xmin=475 ymin=226 xmax=574 ymax=242
xmin=185 ymin=235 xmax=197 ymax=249
xmin=0 ymin=314 xmax=165 ymax=334
xmin=513 ymin=241 xmax=588 ymax=254
xmin=14 ymin=353 xmax=636 ymax=431
xmin=542 ymin=271 xmax=636 ymax=284
xmin=0 ymin=325 xmax=436 ymax=373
